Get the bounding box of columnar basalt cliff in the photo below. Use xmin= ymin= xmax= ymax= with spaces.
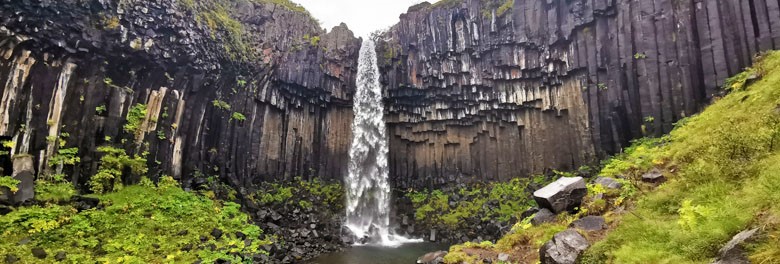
xmin=377 ymin=0 xmax=780 ymax=188
xmin=0 ymin=0 xmax=360 ymax=192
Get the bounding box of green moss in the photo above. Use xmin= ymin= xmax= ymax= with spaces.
xmin=255 ymin=178 xmax=343 ymax=211
xmin=583 ymin=51 xmax=780 ymax=263
xmin=212 ymin=99 xmax=231 ymax=111
xmin=230 ymin=112 xmax=246 ymax=122
xmin=123 ymin=103 xmax=147 ymax=137
xmin=0 ymin=181 xmax=270 ymax=263
xmin=432 ymin=0 xmax=463 ymax=8
xmin=407 ymin=177 xmax=542 ymax=228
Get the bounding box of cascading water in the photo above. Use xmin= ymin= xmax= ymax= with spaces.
xmin=345 ymin=39 xmax=417 ymax=247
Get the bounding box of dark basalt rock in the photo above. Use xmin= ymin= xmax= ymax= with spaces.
xmin=570 ymin=216 xmax=606 ymax=231
xmin=54 ymin=251 xmax=67 ymax=261
xmin=531 ymin=208 xmax=556 ymax=226
xmin=539 ymin=229 xmax=589 ymax=264
xmin=10 ymin=156 xmax=34 ymax=204
xmin=641 ymin=169 xmax=666 ymax=184
xmin=30 ymin=247 xmax=47 ymax=259
xmin=72 ymin=196 xmax=101 ymax=212
xmin=712 ymin=229 xmax=759 ymax=264
xmin=377 ymin=0 xmax=780 ymax=189
xmin=593 ymin=177 xmax=623 ymax=190
xmin=533 ymin=177 xmax=587 ymax=214
xmin=4 ymin=254 xmax=18 ymax=264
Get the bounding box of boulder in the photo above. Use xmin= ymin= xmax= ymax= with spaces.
xmin=533 ymin=177 xmax=587 ymax=214
xmin=641 ymin=169 xmax=666 ymax=183
xmin=531 ymin=208 xmax=556 ymax=226
xmin=521 ymin=207 xmax=540 ymax=220
xmin=31 ymin=247 xmax=47 ymax=259
xmin=10 ymin=156 xmax=35 ymax=204
xmin=570 ymin=216 xmax=606 ymax=231
xmin=211 ymin=228 xmax=223 ymax=239
xmin=417 ymin=250 xmax=447 ymax=264
xmin=498 ymin=253 xmax=510 ymax=262
xmin=540 ymin=229 xmax=590 ymax=264
xmin=54 ymin=251 xmax=66 ymax=261
xmin=712 ymin=228 xmax=758 ymax=264
xmin=593 ymin=177 xmax=623 ymax=189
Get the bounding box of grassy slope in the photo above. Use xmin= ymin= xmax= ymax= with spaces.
xmin=0 ymin=178 xmax=270 ymax=263
xmin=445 ymin=51 xmax=780 ymax=263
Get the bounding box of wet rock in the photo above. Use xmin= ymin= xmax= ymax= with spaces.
xmin=539 ymin=229 xmax=590 ymax=264
xmin=533 ymin=177 xmax=587 ymax=214
xmin=531 ymin=208 xmax=556 ymax=226
xmin=211 ymin=228 xmax=223 ymax=239
xmin=593 ymin=177 xmax=623 ymax=190
xmin=72 ymin=196 xmax=101 ymax=211
xmin=417 ymin=250 xmax=447 ymax=264
xmin=10 ymin=156 xmax=35 ymax=204
xmin=31 ymin=247 xmax=47 ymax=259
xmin=642 ymin=169 xmax=666 ymax=183
xmin=4 ymin=254 xmax=18 ymax=264
xmin=429 ymin=229 xmax=437 ymax=242
xmin=570 ymin=216 xmax=606 ymax=231
xmin=54 ymin=251 xmax=66 ymax=261
xmin=0 ymin=206 xmax=10 ymax=216
xmin=712 ymin=229 xmax=759 ymax=264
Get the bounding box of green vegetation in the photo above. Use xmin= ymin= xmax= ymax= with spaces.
xmin=407 ymin=177 xmax=550 ymax=227
xmin=123 ymin=103 xmax=147 ymax=137
xmin=481 ymin=0 xmax=514 ymax=19
xmin=432 ymin=0 xmax=463 ymax=8
xmin=90 ymin=146 xmax=147 ymax=194
xmin=0 ymin=177 xmax=270 ymax=263
xmin=254 ymin=177 xmax=343 ymax=211
xmin=35 ymin=181 xmax=76 ymax=203
xmin=95 ymin=105 xmax=107 ymax=115
xmin=0 ymin=176 xmax=21 ymax=193
xmin=230 ymin=112 xmax=247 ymax=122
xmin=212 ymin=99 xmax=231 ymax=111
xmin=582 ymin=51 xmax=780 ymax=263
xmin=303 ymin=34 xmax=321 ymax=46
xmin=442 ymin=51 xmax=780 ymax=264
xmin=634 ymin=52 xmax=647 ymax=59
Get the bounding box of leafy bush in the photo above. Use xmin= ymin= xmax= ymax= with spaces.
xmin=90 ymin=146 xmax=147 ymax=194
xmin=0 ymin=176 xmax=20 ymax=193
xmin=35 ymin=181 xmax=76 ymax=203
xmin=230 ymin=112 xmax=246 ymax=122
xmin=0 ymin=183 xmax=270 ymax=262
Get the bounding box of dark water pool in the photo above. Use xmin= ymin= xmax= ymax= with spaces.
xmin=306 ymin=243 xmax=448 ymax=264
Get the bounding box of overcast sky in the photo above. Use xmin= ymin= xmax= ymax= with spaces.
xmin=292 ymin=0 xmax=439 ymax=37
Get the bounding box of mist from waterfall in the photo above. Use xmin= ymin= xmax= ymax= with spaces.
xmin=344 ymin=39 xmax=418 ymax=247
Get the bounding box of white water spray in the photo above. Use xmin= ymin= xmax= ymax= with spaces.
xmin=345 ymin=39 xmax=418 ymax=247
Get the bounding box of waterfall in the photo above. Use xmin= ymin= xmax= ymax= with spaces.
xmin=345 ymin=39 xmax=417 ymax=247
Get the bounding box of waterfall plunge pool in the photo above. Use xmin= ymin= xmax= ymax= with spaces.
xmin=306 ymin=243 xmax=448 ymax=264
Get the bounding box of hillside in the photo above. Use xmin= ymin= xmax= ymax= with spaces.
xmin=441 ymin=51 xmax=780 ymax=263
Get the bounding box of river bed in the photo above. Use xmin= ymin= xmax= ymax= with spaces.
xmin=306 ymin=243 xmax=448 ymax=264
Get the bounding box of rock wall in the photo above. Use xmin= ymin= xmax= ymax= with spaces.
xmin=0 ymin=0 xmax=360 ymax=191
xmin=377 ymin=0 xmax=780 ymax=188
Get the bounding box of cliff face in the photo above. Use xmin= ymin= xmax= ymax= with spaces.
xmin=0 ymin=0 xmax=360 ymax=191
xmin=378 ymin=0 xmax=780 ymax=188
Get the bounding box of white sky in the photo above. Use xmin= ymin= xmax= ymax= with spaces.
xmin=291 ymin=0 xmax=441 ymax=37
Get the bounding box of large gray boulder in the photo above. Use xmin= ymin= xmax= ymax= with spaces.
xmin=540 ymin=229 xmax=590 ymax=264
xmin=533 ymin=177 xmax=587 ymax=214
xmin=712 ymin=229 xmax=758 ymax=264
xmin=10 ymin=156 xmax=35 ymax=204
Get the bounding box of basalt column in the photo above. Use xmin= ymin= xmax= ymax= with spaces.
xmin=0 ymin=0 xmax=361 ymax=190
xmin=377 ymin=0 xmax=780 ymax=188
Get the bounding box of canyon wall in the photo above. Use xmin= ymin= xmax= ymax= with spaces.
xmin=0 ymin=0 xmax=360 ymax=191
xmin=377 ymin=0 xmax=780 ymax=188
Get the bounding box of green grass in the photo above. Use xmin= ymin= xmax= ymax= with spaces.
xmin=0 ymin=178 xmax=270 ymax=263
xmin=582 ymin=51 xmax=780 ymax=263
